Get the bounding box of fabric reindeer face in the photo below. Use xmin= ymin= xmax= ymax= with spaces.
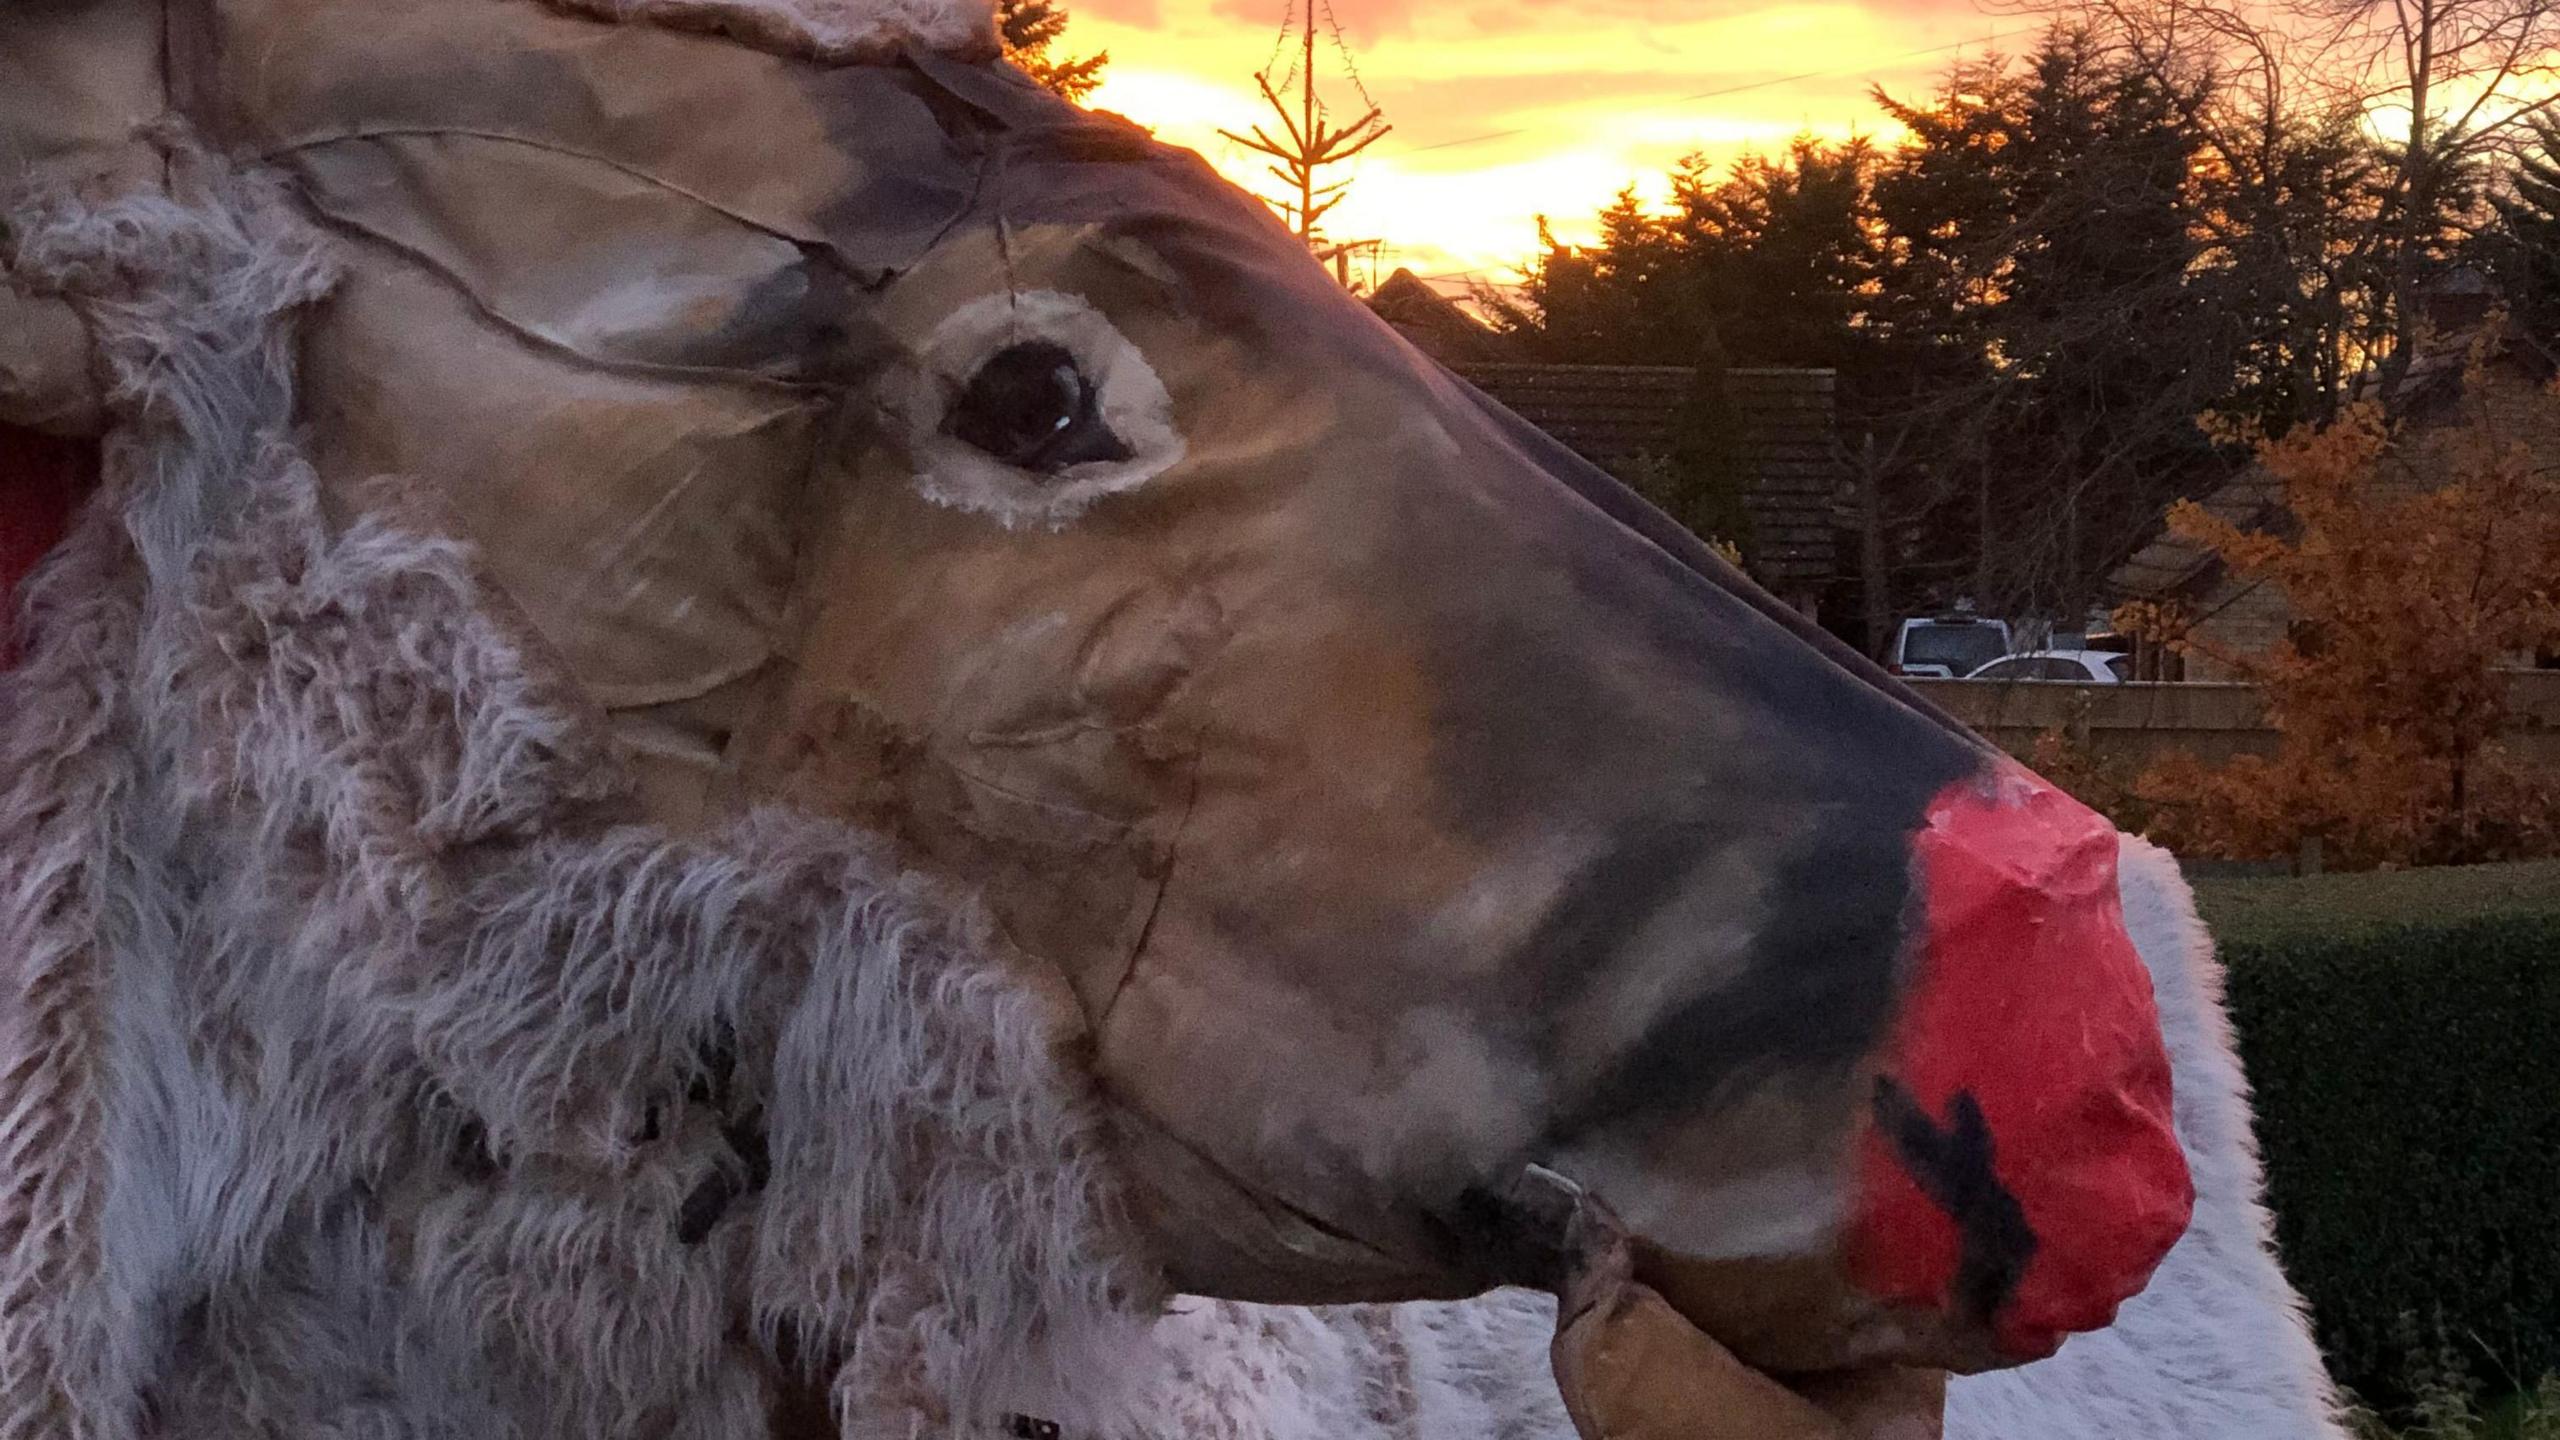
xmin=0 ymin=1 xmax=2193 ymax=1434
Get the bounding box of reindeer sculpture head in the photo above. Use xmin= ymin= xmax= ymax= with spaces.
xmin=0 ymin=0 xmax=2191 ymax=1432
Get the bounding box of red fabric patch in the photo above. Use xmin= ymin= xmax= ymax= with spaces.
xmin=1846 ymin=759 xmax=2192 ymax=1360
xmin=1 ymin=425 xmax=97 ymax=668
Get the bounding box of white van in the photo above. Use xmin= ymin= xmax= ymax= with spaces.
xmin=1888 ymin=615 xmax=2013 ymax=678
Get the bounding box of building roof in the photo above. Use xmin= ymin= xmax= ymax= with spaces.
xmin=1455 ymin=362 xmax=1842 ymax=584
xmin=1367 ymin=269 xmax=1505 ymax=365
xmin=2348 ymin=312 xmax=2558 ymax=415
xmin=2108 ymin=468 xmax=2282 ymax=601
xmin=2112 ymin=288 xmax=2560 ymax=602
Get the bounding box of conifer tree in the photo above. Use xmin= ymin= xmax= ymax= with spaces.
xmin=2491 ymin=120 xmax=2560 ymax=348
xmin=999 ymin=0 xmax=1106 ymax=103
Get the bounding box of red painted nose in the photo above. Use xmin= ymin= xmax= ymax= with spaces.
xmin=1846 ymin=761 xmax=2193 ymax=1361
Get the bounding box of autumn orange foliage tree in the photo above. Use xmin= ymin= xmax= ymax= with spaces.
xmin=2119 ymin=364 xmax=2560 ymax=867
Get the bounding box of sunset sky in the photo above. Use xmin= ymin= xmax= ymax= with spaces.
xmin=1069 ymin=0 xmax=2031 ymax=289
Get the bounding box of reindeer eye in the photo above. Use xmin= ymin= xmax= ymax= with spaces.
xmin=947 ymin=340 xmax=1134 ymax=475
xmin=900 ymin=290 xmax=1183 ymax=527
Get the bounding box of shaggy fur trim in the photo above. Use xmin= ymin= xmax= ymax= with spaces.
xmin=0 ymin=510 xmax=141 ymax=1440
xmin=1 ymin=148 xmax=1152 ymax=1440
xmin=1143 ymin=1294 xmax=1569 ymax=1440
xmin=0 ymin=145 xmax=337 ymax=1440
xmin=973 ymin=1291 xmax=1571 ymax=1440
xmin=540 ymin=0 xmax=1000 ymax=63
xmin=1 ymin=153 xmax=338 ymax=597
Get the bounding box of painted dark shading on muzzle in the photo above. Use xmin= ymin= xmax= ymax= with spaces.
xmin=1383 ymin=369 xmax=2180 ymax=1367
xmin=1541 ymin=820 xmax=1926 ymax=1138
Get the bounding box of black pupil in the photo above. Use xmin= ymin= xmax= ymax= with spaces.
xmin=947 ymin=340 xmax=1133 ymax=474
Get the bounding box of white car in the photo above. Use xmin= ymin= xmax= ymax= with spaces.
xmin=1964 ymin=649 xmax=2133 ymax=683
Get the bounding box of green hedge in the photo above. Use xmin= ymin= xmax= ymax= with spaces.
xmin=2199 ymin=866 xmax=2560 ymax=1404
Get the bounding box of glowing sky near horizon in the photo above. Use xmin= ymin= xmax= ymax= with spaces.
xmin=1069 ymin=1 xmax=2025 ymax=287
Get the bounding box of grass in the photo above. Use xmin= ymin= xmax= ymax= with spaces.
xmin=2347 ymin=1370 xmax=2560 ymax=1439
xmin=2192 ymin=858 xmax=2560 ymax=946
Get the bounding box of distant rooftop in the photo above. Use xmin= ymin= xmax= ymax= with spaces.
xmin=1456 ymin=363 xmax=1842 ymax=586
xmin=1367 ymin=268 xmax=1504 ymax=365
xmin=2110 ymin=468 xmax=2284 ymax=602
xmin=1359 ymin=270 xmax=1845 ymax=589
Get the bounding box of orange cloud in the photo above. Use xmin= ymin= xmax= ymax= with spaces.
xmin=1074 ymin=2 xmax=2024 ymax=283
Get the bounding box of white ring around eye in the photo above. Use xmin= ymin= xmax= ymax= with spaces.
xmin=896 ymin=289 xmax=1185 ymax=530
